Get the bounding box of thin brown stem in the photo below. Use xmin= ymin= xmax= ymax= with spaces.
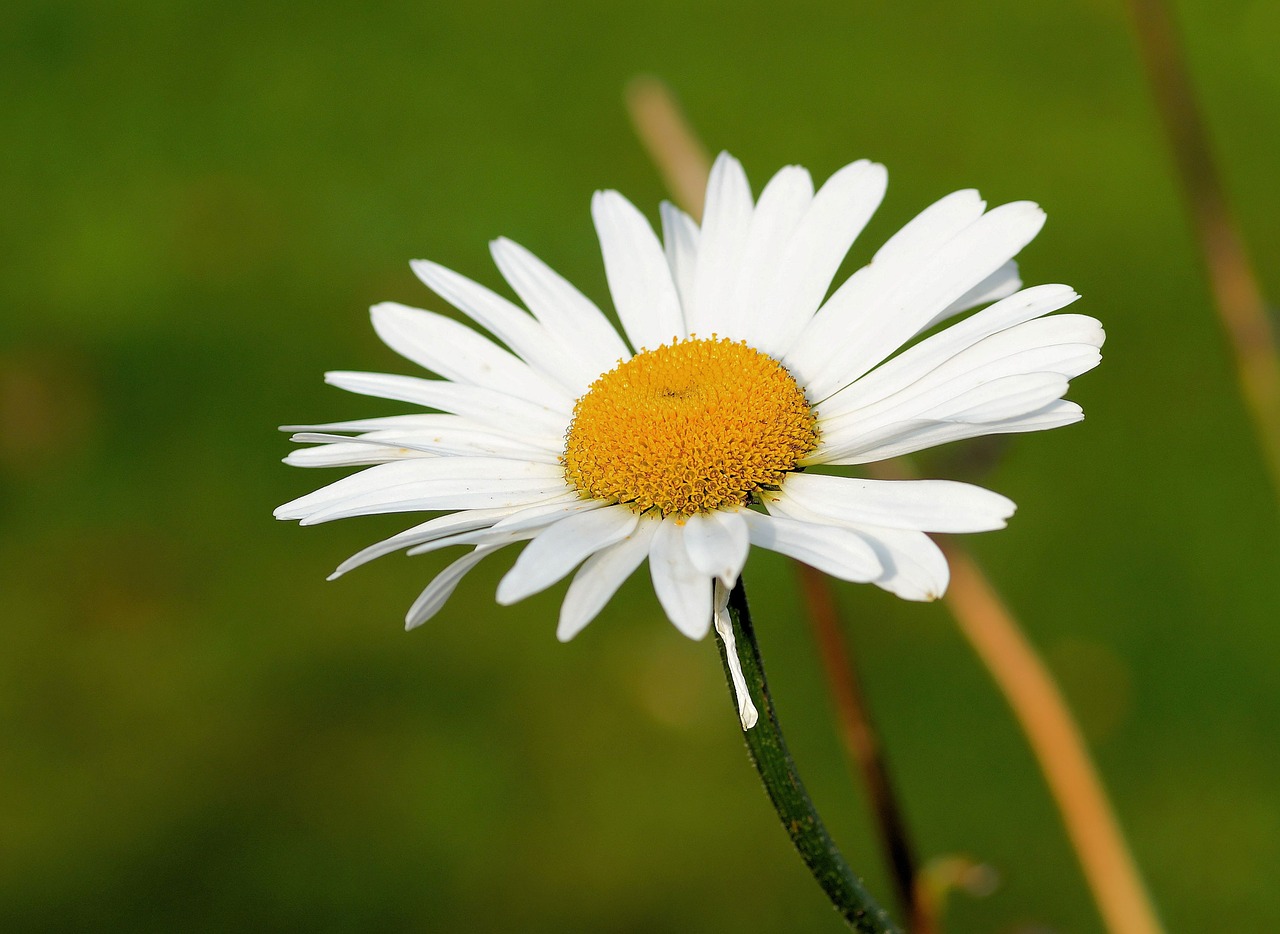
xmin=795 ymin=562 xmax=938 ymax=934
xmin=1128 ymin=0 xmax=1280 ymax=498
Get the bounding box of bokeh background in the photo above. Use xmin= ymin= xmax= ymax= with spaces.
xmin=3 ymin=0 xmax=1279 ymax=931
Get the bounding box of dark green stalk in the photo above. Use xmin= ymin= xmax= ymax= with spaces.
xmin=715 ymin=579 xmax=902 ymax=934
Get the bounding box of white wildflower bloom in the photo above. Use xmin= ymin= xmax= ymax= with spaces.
xmin=277 ymin=153 xmax=1102 ymax=726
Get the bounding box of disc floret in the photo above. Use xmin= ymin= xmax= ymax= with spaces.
xmin=563 ymin=337 xmax=818 ymax=518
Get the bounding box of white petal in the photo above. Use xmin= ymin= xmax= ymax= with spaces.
xmin=283 ymin=413 xmax=562 ymax=454
xmin=395 ymin=502 xmax=612 ymax=564
xmin=557 ymin=513 xmax=661 ymax=641
xmin=288 ymin=428 xmax=561 ymax=465
xmin=649 ymin=519 xmax=714 ymax=639
xmin=592 ymin=190 xmax=685 ymax=350
xmin=687 ymin=153 xmax=754 ymax=338
xmin=496 ymin=504 xmax=639 ymax=604
xmin=716 ymin=164 xmax=814 ymax=339
xmin=405 ymin=544 xmax=504 ymax=630
xmin=781 ymin=473 xmax=1015 ymax=533
xmin=810 ymin=400 xmax=1086 ymax=465
xmin=814 ymin=310 xmax=1102 ymax=452
xmin=488 ymin=237 xmax=630 ymax=378
xmin=486 ymin=496 xmax=608 ymax=534
xmin=305 ymin=480 xmax=566 ymax=526
xmin=284 ymin=440 xmax=430 ymax=468
xmin=284 ymin=413 xmax=487 ymax=433
xmin=403 ymin=523 xmax=543 ymax=558
xmin=783 ymin=189 xmax=987 ymax=380
xmin=660 ymin=201 xmax=701 ymax=315
xmin=329 ymin=500 xmax=573 ymax=580
xmin=764 ymin=495 xmax=948 ymax=601
xmin=816 ymin=337 xmax=1099 ymax=448
xmin=680 ymin=510 xmax=750 ymax=585
xmin=713 ymin=580 xmax=759 ymax=730
xmin=274 ymin=457 xmax=567 ymax=524
xmin=873 ymin=188 xmax=990 ymax=265
xmin=932 ymin=372 xmax=1071 ymax=423
xmin=370 ymin=302 xmax=572 ymax=410
xmin=411 ymin=259 xmax=586 ymax=393
xmin=751 ymin=159 xmax=889 ymax=359
xmin=323 ymin=371 xmax=569 ymax=439
xmin=858 ymin=526 xmax=949 ymax=601
xmin=396 ymin=501 xmax=609 ymax=561
xmin=928 ymin=260 xmax=1022 ymax=328
xmin=815 ymin=284 xmax=1081 ymax=417
xmin=786 ymin=200 xmax=1046 ymax=400
xmin=855 ymin=526 xmax=950 ymax=601
xmin=739 ymin=509 xmax=881 ymax=582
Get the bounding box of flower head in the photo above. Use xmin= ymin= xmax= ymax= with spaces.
xmin=277 ymin=153 xmax=1101 ymax=712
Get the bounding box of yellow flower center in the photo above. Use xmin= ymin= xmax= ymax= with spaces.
xmin=562 ymin=337 xmax=818 ymax=518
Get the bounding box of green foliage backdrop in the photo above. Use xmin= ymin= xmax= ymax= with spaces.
xmin=2 ymin=1 xmax=1278 ymax=931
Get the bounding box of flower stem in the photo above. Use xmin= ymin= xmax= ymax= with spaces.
xmin=715 ymin=579 xmax=902 ymax=934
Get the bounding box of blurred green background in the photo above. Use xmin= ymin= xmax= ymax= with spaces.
xmin=3 ymin=0 xmax=1279 ymax=931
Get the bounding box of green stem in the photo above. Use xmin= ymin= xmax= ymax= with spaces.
xmin=715 ymin=579 xmax=902 ymax=934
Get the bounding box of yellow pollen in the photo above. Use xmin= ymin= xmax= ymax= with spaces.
xmin=562 ymin=337 xmax=818 ymax=518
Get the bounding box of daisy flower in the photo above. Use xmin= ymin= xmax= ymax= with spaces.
xmin=276 ymin=153 xmax=1102 ymax=727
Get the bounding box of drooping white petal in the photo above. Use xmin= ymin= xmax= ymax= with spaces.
xmin=855 ymin=526 xmax=950 ymax=602
xmin=369 ymin=302 xmax=572 ymax=410
xmin=785 ymin=200 xmax=1046 ymax=400
xmin=411 ymin=259 xmax=587 ymax=393
xmin=686 ymin=153 xmax=754 ymax=338
xmin=763 ymin=495 xmax=949 ymax=601
xmin=496 ymin=504 xmax=640 ymax=604
xmin=324 ymin=371 xmax=569 ymax=440
xmin=749 ymin=159 xmax=889 ymax=359
xmin=713 ymin=580 xmax=759 ymax=730
xmin=405 ymin=544 xmax=505 ymax=630
xmin=781 ymin=473 xmax=1015 ymax=533
xmin=715 ymin=164 xmax=814 ymax=339
xmin=488 ymin=237 xmax=630 ymax=377
xmin=660 ymin=201 xmax=701 ymax=315
xmin=681 ymin=509 xmax=750 ymax=585
xmin=649 ymin=518 xmax=714 ymax=639
xmin=592 ymin=190 xmax=686 ymax=351
xmin=739 ymin=509 xmax=881 ymax=583
xmin=557 ymin=513 xmax=661 ymax=641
